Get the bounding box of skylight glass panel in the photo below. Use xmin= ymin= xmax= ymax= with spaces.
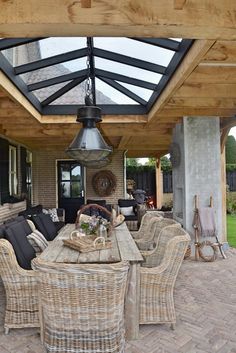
xmin=95 ymin=78 xmax=138 ymax=105
xmin=1 ymin=38 xmax=87 ymax=66
xmin=94 ymin=37 xmax=175 ymax=67
xmin=50 ymin=81 xmax=86 ymax=105
xmin=33 ymin=81 xmax=73 ymax=102
xmin=20 ymin=57 xmax=87 ymax=85
xmin=39 ymin=38 xmax=86 ymax=59
xmin=115 ymin=81 xmax=153 ymax=101
xmin=95 ymin=57 xmax=161 ymax=85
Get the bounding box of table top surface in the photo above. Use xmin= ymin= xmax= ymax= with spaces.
xmin=39 ymin=223 xmax=143 ymax=264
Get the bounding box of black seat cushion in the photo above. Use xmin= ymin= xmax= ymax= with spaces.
xmin=124 ymin=215 xmax=138 ymax=221
xmin=118 ymin=199 xmax=137 ymax=208
xmin=54 ymin=221 xmax=65 ymax=233
xmin=4 ymin=215 xmax=25 ymax=225
xmin=31 ymin=214 xmax=57 ymax=241
xmin=5 ymin=222 xmax=36 ymax=270
xmin=82 ymin=200 xmax=111 ymax=220
xmin=0 ymin=225 xmax=6 ymax=239
xmin=87 ymin=199 xmax=106 ymax=207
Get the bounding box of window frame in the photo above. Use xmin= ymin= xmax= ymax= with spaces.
xmin=9 ymin=145 xmax=18 ymax=196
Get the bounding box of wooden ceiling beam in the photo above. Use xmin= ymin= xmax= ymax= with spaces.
xmin=125 ymin=144 xmax=169 ymax=150
xmin=174 ymin=0 xmax=187 ymax=10
xmin=203 ymin=41 xmax=236 ymax=63
xmin=160 ymin=107 xmax=236 ymax=117
xmin=1 ymin=1 xmax=236 ymax=39
xmin=167 ymin=97 xmax=236 ymax=109
xmin=40 ymin=115 xmax=148 ymax=124
xmin=0 ymin=71 xmax=42 ymax=122
xmin=126 ymin=150 xmax=168 ymax=158
xmin=175 ymin=83 xmax=236 ymax=98
xmin=148 ymin=40 xmax=215 ymax=123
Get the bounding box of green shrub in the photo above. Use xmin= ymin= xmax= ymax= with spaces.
xmin=226 ymin=188 xmax=236 ymax=214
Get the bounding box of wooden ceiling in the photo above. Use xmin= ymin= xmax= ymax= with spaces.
xmin=0 ymin=1 xmax=236 ymax=157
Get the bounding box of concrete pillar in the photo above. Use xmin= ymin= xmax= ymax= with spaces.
xmin=172 ymin=117 xmax=223 ymax=241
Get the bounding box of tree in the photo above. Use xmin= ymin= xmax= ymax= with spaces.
xmin=226 ymin=135 xmax=236 ymax=164
xmin=145 ymin=156 xmax=172 ymax=171
xmin=126 ymin=158 xmax=140 ymax=167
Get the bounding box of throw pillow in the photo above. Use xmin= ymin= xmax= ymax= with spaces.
xmin=43 ymin=208 xmax=59 ymax=222
xmin=120 ymin=206 xmax=135 ymax=216
xmin=27 ymin=231 xmax=49 ymax=254
xmin=27 ymin=219 xmax=36 ymax=232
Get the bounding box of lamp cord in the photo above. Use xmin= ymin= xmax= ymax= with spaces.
xmin=85 ymin=37 xmax=94 ymax=106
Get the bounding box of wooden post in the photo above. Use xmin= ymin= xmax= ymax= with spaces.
xmin=194 ymin=195 xmax=199 ymax=261
xmin=155 ymin=158 xmax=163 ymax=209
xmin=221 ymin=147 xmax=227 ymax=243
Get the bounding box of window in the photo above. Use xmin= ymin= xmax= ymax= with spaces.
xmin=26 ymin=150 xmax=32 ymax=203
xmin=9 ymin=145 xmax=17 ymax=195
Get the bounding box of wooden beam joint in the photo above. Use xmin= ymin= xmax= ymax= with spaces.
xmin=81 ymin=0 xmax=91 ymax=8
xmin=174 ymin=0 xmax=187 ymax=10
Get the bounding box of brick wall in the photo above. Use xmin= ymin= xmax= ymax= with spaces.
xmin=32 ymin=149 xmax=125 ymax=207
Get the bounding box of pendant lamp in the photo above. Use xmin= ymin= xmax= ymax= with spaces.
xmin=66 ymin=37 xmax=112 ymax=166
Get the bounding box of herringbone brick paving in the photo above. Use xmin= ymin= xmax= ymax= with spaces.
xmin=0 ymin=249 xmax=236 ymax=353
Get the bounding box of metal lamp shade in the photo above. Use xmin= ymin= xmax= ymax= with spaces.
xmin=81 ymin=157 xmax=111 ymax=169
xmin=66 ymin=127 xmax=112 ymax=161
xmin=66 ymin=106 xmax=112 ymax=162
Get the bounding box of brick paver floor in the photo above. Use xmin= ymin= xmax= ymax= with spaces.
xmin=1 ymin=249 xmax=236 ymax=353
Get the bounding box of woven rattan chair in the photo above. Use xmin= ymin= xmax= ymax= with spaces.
xmin=139 ymin=227 xmax=190 ymax=328
xmin=141 ymin=224 xmax=183 ymax=268
xmin=32 ymin=258 xmax=129 ymax=353
xmin=0 ymin=239 xmax=39 ymax=334
xmin=136 ymin=218 xmax=181 ymax=251
xmin=131 ymin=211 xmax=163 ymax=240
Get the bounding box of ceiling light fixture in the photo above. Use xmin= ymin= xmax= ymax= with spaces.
xmin=66 ymin=37 xmax=112 ymax=166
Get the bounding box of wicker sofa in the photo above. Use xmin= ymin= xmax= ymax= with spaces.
xmin=0 ymin=217 xmax=40 ymax=333
xmin=0 ymin=212 xmax=66 ymax=333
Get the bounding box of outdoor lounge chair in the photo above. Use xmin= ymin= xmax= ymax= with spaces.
xmin=139 ymin=227 xmax=190 ymax=328
xmin=135 ymin=218 xmax=181 ymax=251
xmin=131 ymin=211 xmax=163 ymax=240
xmin=32 ymin=258 xmax=129 ymax=353
xmin=0 ymin=239 xmax=39 ymax=334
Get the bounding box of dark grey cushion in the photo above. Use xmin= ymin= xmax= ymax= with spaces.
xmin=118 ymin=199 xmax=137 ymax=208
xmin=54 ymin=221 xmax=65 ymax=233
xmin=5 ymin=223 xmax=36 ymax=270
xmin=32 ymin=214 xmax=57 ymax=241
xmin=87 ymin=199 xmax=106 ymax=207
xmin=4 ymin=215 xmax=25 ymax=225
xmin=0 ymin=225 xmax=6 ymax=239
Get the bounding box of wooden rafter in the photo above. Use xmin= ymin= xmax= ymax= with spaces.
xmin=148 ymin=40 xmax=215 ymax=123
xmin=174 ymin=0 xmax=187 ymax=10
xmin=1 ymin=1 xmax=236 ymax=39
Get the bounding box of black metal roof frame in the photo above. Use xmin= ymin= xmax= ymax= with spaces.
xmin=0 ymin=37 xmax=193 ymax=115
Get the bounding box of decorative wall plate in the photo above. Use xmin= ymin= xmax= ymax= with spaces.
xmin=92 ymin=170 xmax=117 ymax=197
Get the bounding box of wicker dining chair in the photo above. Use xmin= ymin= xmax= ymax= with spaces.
xmin=131 ymin=211 xmax=163 ymax=240
xmin=32 ymin=258 xmax=129 ymax=353
xmin=0 ymin=239 xmax=39 ymax=334
xmin=135 ymin=218 xmax=181 ymax=251
xmin=139 ymin=227 xmax=190 ymax=328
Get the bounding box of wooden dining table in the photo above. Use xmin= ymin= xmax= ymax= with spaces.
xmin=39 ymin=222 xmax=143 ymax=340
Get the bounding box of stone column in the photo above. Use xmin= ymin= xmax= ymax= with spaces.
xmin=172 ymin=117 xmax=223 ymax=241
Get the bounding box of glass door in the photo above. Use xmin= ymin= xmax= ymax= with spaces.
xmin=57 ymin=161 xmax=85 ymax=223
